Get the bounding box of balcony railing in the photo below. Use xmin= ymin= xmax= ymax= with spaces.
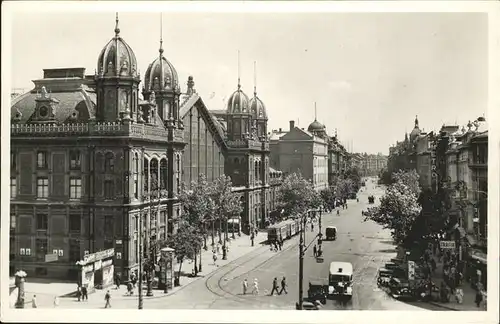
xmin=11 ymin=121 xmax=185 ymax=143
xmin=226 ymin=138 xmax=269 ymax=150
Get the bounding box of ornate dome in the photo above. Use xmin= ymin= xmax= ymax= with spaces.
xmin=249 ymin=95 xmax=267 ymax=119
xmin=308 ymin=119 xmax=325 ymax=133
xmin=409 ymin=115 xmax=421 ymax=142
xmin=97 ymin=14 xmax=138 ymax=78
xmin=227 ymin=85 xmax=250 ymax=114
xmin=144 ymin=50 xmax=179 ymax=92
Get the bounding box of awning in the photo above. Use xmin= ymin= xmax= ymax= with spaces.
xmin=470 ymin=250 xmax=487 ymax=264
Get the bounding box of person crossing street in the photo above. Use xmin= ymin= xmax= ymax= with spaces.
xmin=242 ymin=279 xmax=248 ymax=295
xmin=279 ymin=276 xmax=288 ymax=295
xmin=270 ymin=277 xmax=279 ymax=296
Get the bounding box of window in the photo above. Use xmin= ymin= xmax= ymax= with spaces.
xmin=36 ymin=213 xmax=48 ymax=231
xmin=37 ymin=151 xmax=47 ymax=169
xmin=105 ymin=153 xmax=114 ymax=172
xmin=11 ymin=152 xmax=17 ymax=170
xmin=104 ymin=180 xmax=114 ymax=199
xmin=69 ymin=214 xmax=81 ymax=233
xmin=10 ymin=213 xmax=16 ymax=232
xmin=69 ymin=178 xmax=82 ymax=199
xmin=134 ymin=153 xmax=139 ymax=199
xmin=37 ymin=177 xmax=49 ymax=198
xmin=104 ymin=216 xmax=114 ymax=237
xmin=35 ymin=238 xmax=48 ymax=261
xmin=10 ymin=177 xmax=17 ymax=199
xmin=69 ymin=150 xmax=81 ymax=170
xmin=69 ymin=239 xmax=80 ymax=262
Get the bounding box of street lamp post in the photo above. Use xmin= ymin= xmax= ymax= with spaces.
xmin=138 ymin=213 xmax=144 ymax=309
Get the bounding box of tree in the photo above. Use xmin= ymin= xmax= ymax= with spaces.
xmin=320 ymin=187 xmax=336 ymax=210
xmin=364 ymin=172 xmax=422 ymax=246
xmin=344 ymin=166 xmax=362 ymax=191
xmin=210 ymin=175 xmax=243 ymax=245
xmin=161 ymin=222 xmax=201 ymax=285
xmin=277 ymin=172 xmax=317 ymax=218
xmin=178 ymin=174 xmax=215 ymax=274
xmin=392 ymin=169 xmax=420 ymax=197
xmin=334 ymin=178 xmax=354 ymax=200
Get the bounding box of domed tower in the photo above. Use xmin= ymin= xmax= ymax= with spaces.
xmin=409 ymin=115 xmax=421 ymax=143
xmin=226 ymin=76 xmax=251 ymax=141
xmin=95 ymin=13 xmax=140 ymax=122
xmin=142 ymin=25 xmax=181 ymax=127
xmin=248 ymin=61 xmax=267 ymax=140
xmin=307 ymin=102 xmax=326 ymax=136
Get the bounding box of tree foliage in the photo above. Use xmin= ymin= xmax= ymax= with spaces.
xmin=392 ymin=169 xmax=421 ymax=197
xmin=178 ymin=174 xmax=215 ymax=231
xmin=277 ymin=172 xmax=318 ymax=217
xmin=364 ymin=170 xmax=422 ymax=246
xmin=162 ymin=222 xmax=202 ymax=276
xmin=333 ymin=178 xmax=355 ymax=199
xmin=211 ymin=175 xmax=243 ymax=223
xmin=320 ymin=187 xmax=336 ymax=209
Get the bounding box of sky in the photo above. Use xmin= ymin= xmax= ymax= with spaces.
xmin=8 ymin=10 xmax=488 ymax=154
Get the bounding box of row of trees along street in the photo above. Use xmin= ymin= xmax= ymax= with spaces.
xmin=148 ymin=174 xmax=243 ymax=285
xmin=364 ymin=170 xmax=450 ymax=252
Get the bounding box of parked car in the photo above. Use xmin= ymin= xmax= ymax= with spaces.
xmin=377 ymin=268 xmax=393 ymax=287
xmin=325 ymin=226 xmax=337 ymax=241
xmin=307 ymin=280 xmax=327 ymax=305
xmin=388 ymin=278 xmax=413 ymax=300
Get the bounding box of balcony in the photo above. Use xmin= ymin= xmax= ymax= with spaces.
xmin=226 ymin=138 xmax=269 ymax=151
xmin=11 ymin=121 xmax=185 ymax=143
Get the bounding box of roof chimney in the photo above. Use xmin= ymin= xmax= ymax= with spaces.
xmin=279 ymin=127 xmax=282 ymax=132
xmin=289 ymin=120 xmax=295 ymax=131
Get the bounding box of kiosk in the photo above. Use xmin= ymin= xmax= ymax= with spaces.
xmin=76 ymin=248 xmax=115 ymax=292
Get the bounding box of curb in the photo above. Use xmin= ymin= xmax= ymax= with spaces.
xmin=109 ymin=244 xmax=269 ymax=301
xmin=426 ymin=301 xmax=460 ymax=311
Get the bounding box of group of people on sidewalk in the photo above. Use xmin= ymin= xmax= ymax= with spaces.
xmin=241 ymin=277 xmax=288 ymax=296
xmin=415 ymin=243 xmax=486 ymax=309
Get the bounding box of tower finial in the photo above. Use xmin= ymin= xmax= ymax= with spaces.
xmin=253 ymin=61 xmax=257 ymax=96
xmin=115 ymin=12 xmax=120 ymax=36
xmin=415 ymin=114 xmax=419 ymax=127
xmin=335 ymin=128 xmax=338 ymax=137
xmin=237 ymin=50 xmax=241 ymax=90
xmin=159 ymin=13 xmax=164 ymax=55
xmin=314 ymin=102 xmax=317 ymax=121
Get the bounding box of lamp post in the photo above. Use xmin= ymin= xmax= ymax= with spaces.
xmin=137 ymin=213 xmax=143 ymax=309
xmin=297 ymin=211 xmax=322 ymax=310
xmin=161 ymin=247 xmax=174 ymax=294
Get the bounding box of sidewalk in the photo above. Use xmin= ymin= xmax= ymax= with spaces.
xmin=13 ymin=231 xmax=267 ymax=309
xmin=424 ymin=254 xmax=485 ymax=311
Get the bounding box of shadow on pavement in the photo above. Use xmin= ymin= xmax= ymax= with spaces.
xmin=378 ymin=248 xmax=397 ymax=253
xmin=379 ymin=240 xmax=395 ymax=245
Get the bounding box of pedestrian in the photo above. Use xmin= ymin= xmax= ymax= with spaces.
xmin=213 ymin=251 xmax=218 ymax=266
xmin=216 ymin=243 xmax=220 ymax=254
xmin=475 ymin=289 xmax=483 ymax=308
xmin=76 ymin=285 xmax=81 ymax=301
xmin=270 ymin=277 xmax=279 ymax=296
xmin=430 ymin=258 xmax=436 ymax=273
xmin=455 ymin=288 xmax=463 ymax=304
xmin=311 ymin=223 xmax=314 ymax=232
xmin=53 ymin=296 xmax=59 ymax=308
xmin=115 ymin=273 xmax=121 ymax=290
xmin=278 ymin=240 xmax=282 ymax=251
xmin=104 ymin=290 xmax=111 ymax=308
xmin=252 ymin=278 xmax=259 ymax=295
xmin=273 ymin=241 xmax=278 ymax=252
xmin=255 ymin=228 xmax=258 ymax=237
xmin=251 ymin=234 xmax=255 ymax=247
xmin=82 ymin=285 xmax=88 ymax=301
xmin=313 ymin=244 xmax=317 ymax=257
xmin=242 ymin=279 xmax=248 ymax=295
xmin=222 ymin=245 xmax=227 ymax=260
xmin=31 ymin=295 xmax=37 ymax=308
xmin=279 ymin=276 xmax=288 ymax=295
xmin=127 ymin=281 xmax=133 ymax=296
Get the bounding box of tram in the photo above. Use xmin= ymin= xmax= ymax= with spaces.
xmin=267 ymin=218 xmax=301 ymax=243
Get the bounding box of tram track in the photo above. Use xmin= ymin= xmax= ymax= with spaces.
xmin=203 ymin=236 xmax=300 ymax=308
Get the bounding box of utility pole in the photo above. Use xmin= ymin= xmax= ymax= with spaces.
xmin=298 ymin=215 xmax=305 ymax=310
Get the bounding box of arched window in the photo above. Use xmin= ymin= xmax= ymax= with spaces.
xmin=104 ymin=152 xmax=114 ymax=172
xmin=143 ymin=158 xmax=149 ymax=194
xmin=160 ymin=159 xmax=168 ymax=190
xmin=150 ymin=159 xmax=159 ymax=191
xmin=134 ymin=153 xmax=139 ymax=199
xmin=254 ymin=161 xmax=258 ymax=182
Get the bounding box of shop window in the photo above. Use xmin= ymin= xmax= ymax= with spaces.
xmin=69 ymin=214 xmax=81 ymax=233
xmin=69 ymin=178 xmax=82 ymax=199
xmin=36 ymin=213 xmax=48 ymax=231
xmin=69 ymin=239 xmax=80 ymax=262
xmin=37 ymin=177 xmax=49 ymax=198
xmin=35 ymin=238 xmax=48 ymax=261
xmin=37 ymin=151 xmax=47 ymax=169
xmin=69 ymin=150 xmax=81 ymax=170
xmin=10 ymin=177 xmax=17 ymax=199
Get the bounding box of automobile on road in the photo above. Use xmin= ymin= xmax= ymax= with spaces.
xmin=325 ymin=226 xmax=337 ymax=241
xmin=328 ymin=262 xmax=353 ymax=300
xmin=377 ymin=268 xmax=393 ymax=287
xmin=388 ymin=277 xmax=413 ymax=300
xmin=307 ymin=280 xmax=328 ymax=305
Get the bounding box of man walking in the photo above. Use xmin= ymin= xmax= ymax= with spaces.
xmin=279 ymin=276 xmax=288 ymax=295
xmin=81 ymin=285 xmax=88 ymax=301
xmin=104 ymin=290 xmax=111 ymax=308
xmin=31 ymin=295 xmax=37 ymax=308
xmin=252 ymin=278 xmax=259 ymax=295
xmin=270 ymin=277 xmax=279 ymax=296
xmin=242 ymin=279 xmax=248 ymax=295
xmin=313 ymin=244 xmax=317 ymax=258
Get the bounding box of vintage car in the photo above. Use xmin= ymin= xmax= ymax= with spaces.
xmin=297 ymin=300 xmax=321 ymax=310
xmin=377 ymin=268 xmax=393 ymax=287
xmin=325 ymin=226 xmax=337 ymax=241
xmin=307 ymin=280 xmax=328 ymax=304
xmin=388 ymin=277 xmax=413 ymax=300
xmin=368 ymin=196 xmax=375 ymax=204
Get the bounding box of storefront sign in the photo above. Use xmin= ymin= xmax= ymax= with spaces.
xmin=408 ymin=261 xmax=415 ymax=280
xmin=94 ymin=260 xmax=102 ymax=271
xmin=102 ymin=259 xmax=113 ymax=268
xmin=83 ymin=248 xmax=115 ymax=265
xmin=439 ymin=241 xmax=456 ymax=249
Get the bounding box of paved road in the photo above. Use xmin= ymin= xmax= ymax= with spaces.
xmin=145 ymin=178 xmax=423 ymax=310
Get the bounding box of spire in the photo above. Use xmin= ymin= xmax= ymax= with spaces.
xmin=314 ymin=102 xmax=317 ymax=121
xmin=335 ymin=128 xmax=338 ymax=138
xmin=253 ymin=61 xmax=257 ymax=96
xmin=414 ymin=114 xmax=419 ymax=128
xmin=159 ymin=13 xmax=164 ymax=55
xmin=237 ymin=50 xmax=241 ymax=90
xmin=114 ymin=12 xmax=120 ymax=36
